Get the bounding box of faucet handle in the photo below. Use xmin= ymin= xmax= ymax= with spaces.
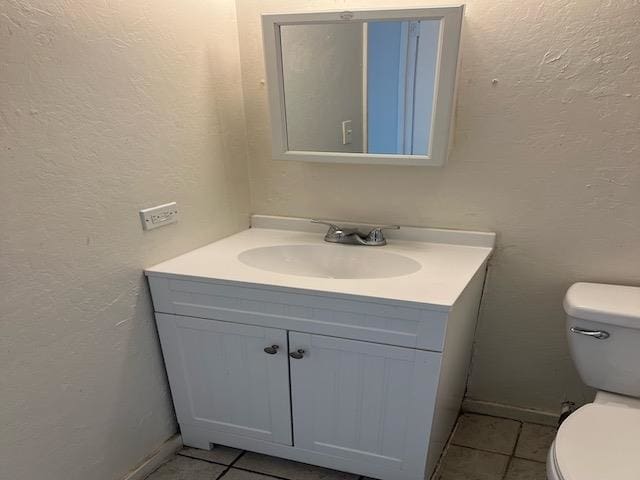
xmin=311 ymin=219 xmax=360 ymax=239
xmin=311 ymin=219 xmax=340 ymax=232
xmin=364 ymin=225 xmax=400 ymax=245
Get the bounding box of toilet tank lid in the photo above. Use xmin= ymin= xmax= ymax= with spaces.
xmin=564 ymin=282 xmax=640 ymax=328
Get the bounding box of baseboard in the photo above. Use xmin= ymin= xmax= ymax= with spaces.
xmin=121 ymin=434 xmax=183 ymax=480
xmin=462 ymin=399 xmax=558 ymax=426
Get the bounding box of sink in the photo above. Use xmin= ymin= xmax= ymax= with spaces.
xmin=238 ymin=244 xmax=422 ymax=279
xmin=146 ymin=215 xmax=496 ymax=305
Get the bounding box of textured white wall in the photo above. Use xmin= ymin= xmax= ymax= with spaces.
xmin=0 ymin=1 xmax=250 ymax=479
xmin=236 ymin=0 xmax=640 ymax=413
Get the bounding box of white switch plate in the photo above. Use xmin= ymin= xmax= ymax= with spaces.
xmin=342 ymin=120 xmax=353 ymax=145
xmin=139 ymin=202 xmax=178 ymax=230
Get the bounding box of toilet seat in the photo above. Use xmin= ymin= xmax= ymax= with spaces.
xmin=550 ymin=402 xmax=640 ymax=480
xmin=547 ymin=440 xmax=561 ymax=480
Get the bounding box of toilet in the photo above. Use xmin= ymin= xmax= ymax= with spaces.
xmin=547 ymin=282 xmax=640 ymax=480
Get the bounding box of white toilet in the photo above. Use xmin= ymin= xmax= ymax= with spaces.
xmin=547 ymin=282 xmax=640 ymax=480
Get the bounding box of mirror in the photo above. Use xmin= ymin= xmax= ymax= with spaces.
xmin=281 ymin=20 xmax=439 ymax=156
xmin=262 ymin=7 xmax=464 ymax=166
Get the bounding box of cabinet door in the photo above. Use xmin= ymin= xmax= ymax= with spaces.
xmin=289 ymin=332 xmax=441 ymax=475
xmin=156 ymin=313 xmax=292 ymax=445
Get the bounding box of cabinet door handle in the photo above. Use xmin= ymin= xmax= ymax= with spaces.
xmin=289 ymin=349 xmax=305 ymax=359
xmin=263 ymin=345 xmax=280 ymax=355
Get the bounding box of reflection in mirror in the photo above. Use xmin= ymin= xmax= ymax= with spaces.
xmin=280 ymin=20 xmax=440 ymax=156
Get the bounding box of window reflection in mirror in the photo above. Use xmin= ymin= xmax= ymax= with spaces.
xmin=280 ymin=20 xmax=441 ymax=156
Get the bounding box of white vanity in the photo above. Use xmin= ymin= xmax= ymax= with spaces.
xmin=146 ymin=216 xmax=494 ymax=480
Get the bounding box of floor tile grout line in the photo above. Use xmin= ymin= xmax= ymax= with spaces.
xmin=214 ymin=463 xmax=232 ymax=479
xmin=462 ymin=411 xmax=558 ymax=429
xmin=230 ymin=451 xmax=246 ymax=467
xmin=448 ymin=416 xmax=556 ymax=465
xmin=215 ymin=450 xmax=246 ymax=480
xmin=513 ymin=422 xmax=523 ymax=456
xmin=512 ymin=454 xmax=546 ymax=464
xmin=442 ymin=443 xmax=547 ymax=463
xmin=502 ymin=455 xmax=514 ymax=480
xmin=501 ymin=421 xmax=523 ymax=480
xmin=449 ymin=442 xmax=512 ymax=458
xmin=447 ymin=443 xmax=548 ymax=465
xmin=429 ymin=414 xmax=462 ymax=480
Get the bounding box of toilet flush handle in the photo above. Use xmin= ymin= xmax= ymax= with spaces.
xmin=570 ymin=326 xmax=610 ymax=340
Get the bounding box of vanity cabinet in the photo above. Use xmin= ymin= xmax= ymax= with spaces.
xmin=155 ymin=312 xmax=442 ymax=478
xmin=148 ymin=266 xmax=486 ymax=480
xmin=156 ymin=313 xmax=441 ymax=476
xmin=146 ymin=215 xmax=494 ymax=480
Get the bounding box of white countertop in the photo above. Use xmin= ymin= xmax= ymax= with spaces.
xmin=145 ymin=216 xmax=495 ymax=310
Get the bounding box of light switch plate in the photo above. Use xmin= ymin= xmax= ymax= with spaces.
xmin=342 ymin=120 xmax=352 ymax=145
xmin=140 ymin=202 xmax=178 ymax=230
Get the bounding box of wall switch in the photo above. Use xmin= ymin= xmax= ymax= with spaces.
xmin=139 ymin=202 xmax=178 ymax=230
xmin=342 ymin=120 xmax=353 ymax=145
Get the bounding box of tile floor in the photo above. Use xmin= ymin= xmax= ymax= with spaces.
xmin=433 ymin=414 xmax=556 ymax=480
xmin=145 ymin=414 xmax=556 ymax=480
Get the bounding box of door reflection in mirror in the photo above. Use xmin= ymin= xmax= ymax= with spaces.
xmin=280 ymin=20 xmax=441 ymax=156
xmin=367 ymin=20 xmax=440 ymax=155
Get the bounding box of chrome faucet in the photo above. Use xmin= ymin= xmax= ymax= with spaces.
xmin=311 ymin=220 xmax=399 ymax=246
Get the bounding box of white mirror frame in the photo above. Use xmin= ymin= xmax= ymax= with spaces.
xmin=262 ymin=6 xmax=464 ymax=167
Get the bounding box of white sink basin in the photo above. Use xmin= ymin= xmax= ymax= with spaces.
xmin=238 ymin=244 xmax=422 ymax=279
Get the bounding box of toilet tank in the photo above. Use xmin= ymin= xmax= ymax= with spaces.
xmin=564 ymin=283 xmax=640 ymax=397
